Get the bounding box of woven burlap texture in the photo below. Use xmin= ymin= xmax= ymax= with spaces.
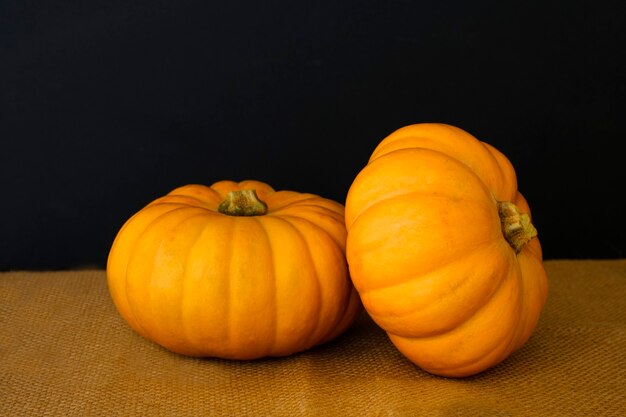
xmin=1 ymin=260 xmax=625 ymax=416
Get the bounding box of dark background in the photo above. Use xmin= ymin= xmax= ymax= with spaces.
xmin=1 ymin=0 xmax=625 ymax=270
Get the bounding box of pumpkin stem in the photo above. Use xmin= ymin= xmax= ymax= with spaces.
xmin=498 ymin=201 xmax=537 ymax=253
xmin=218 ymin=189 xmax=268 ymax=216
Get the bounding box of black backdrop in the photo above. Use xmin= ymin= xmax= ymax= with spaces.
xmin=2 ymin=0 xmax=625 ymax=270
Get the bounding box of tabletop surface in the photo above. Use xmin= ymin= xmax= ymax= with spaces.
xmin=1 ymin=259 xmax=625 ymax=416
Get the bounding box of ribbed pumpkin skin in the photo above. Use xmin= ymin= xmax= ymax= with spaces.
xmin=345 ymin=123 xmax=548 ymax=377
xmin=107 ymin=180 xmax=361 ymax=359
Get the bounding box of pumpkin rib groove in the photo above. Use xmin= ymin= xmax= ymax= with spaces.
xmin=367 ymin=125 xmax=464 ymax=162
xmin=124 ymin=208 xmax=193 ymax=343
xmin=146 ymin=210 xmax=212 ymax=349
xmin=223 ymin=216 xmax=236 ymax=356
xmin=362 ymin=241 xmax=509 ymax=339
xmin=168 ymin=183 xmax=224 ymax=203
xmin=297 ymin=217 xmax=354 ymax=346
xmin=357 ymin=238 xmax=496 ymax=297
xmin=391 ymin=260 xmax=522 ymax=374
xmin=252 ymin=216 xmax=279 ymax=355
xmin=367 ymin=125 xmax=514 ymax=201
xmin=499 ymin=256 xmax=528 ymax=357
xmin=424 ymin=263 xmax=525 ymax=376
xmin=348 ymin=189 xmax=492 ymax=233
xmin=177 ymin=212 xmax=221 ymax=355
xmin=348 ymin=195 xmax=501 ymax=294
xmin=260 ymin=192 xmax=311 ymax=209
xmin=508 ymin=251 xmax=545 ymax=352
xmin=467 ymin=251 xmax=525 ymax=370
xmin=122 ymin=205 xmax=196 ymax=339
xmin=475 ymin=141 xmax=509 ymax=199
xmin=277 ymin=213 xmax=346 ymax=253
xmin=271 ymin=215 xmax=324 ymax=349
xmin=481 ymin=142 xmax=518 ymax=202
xmin=148 ymin=196 xmax=215 ymax=211
xmin=273 ymin=193 xmax=341 ymax=208
xmin=321 ymin=289 xmax=351 ymax=344
xmin=346 ymin=148 xmax=498 ymax=229
xmin=107 ymin=204 xmax=180 ymax=336
xmin=271 ymin=202 xmax=344 ymax=223
xmin=272 ymin=206 xmax=344 ymax=227
xmin=267 ymin=195 xmax=327 ymax=211
xmin=466 ymin=256 xmax=523 ymax=370
xmin=266 ymin=211 xmax=356 ymax=345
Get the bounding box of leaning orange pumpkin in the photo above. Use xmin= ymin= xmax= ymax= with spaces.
xmin=107 ymin=180 xmax=361 ymax=359
xmin=345 ymin=123 xmax=548 ymax=377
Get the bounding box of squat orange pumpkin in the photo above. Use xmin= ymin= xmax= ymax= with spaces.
xmin=107 ymin=180 xmax=361 ymax=359
xmin=345 ymin=123 xmax=548 ymax=377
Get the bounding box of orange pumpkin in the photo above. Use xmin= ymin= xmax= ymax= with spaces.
xmin=345 ymin=123 xmax=548 ymax=377
xmin=107 ymin=180 xmax=361 ymax=359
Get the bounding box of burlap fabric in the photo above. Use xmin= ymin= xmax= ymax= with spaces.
xmin=1 ymin=260 xmax=625 ymax=416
